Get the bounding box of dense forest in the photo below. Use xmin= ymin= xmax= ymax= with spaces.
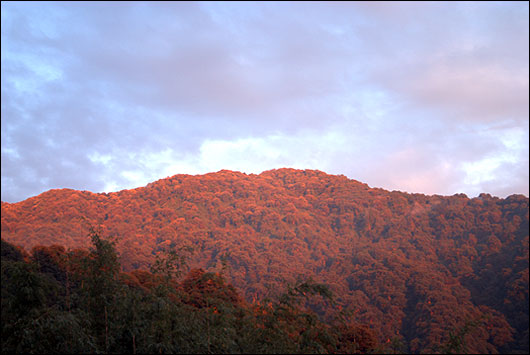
xmin=2 ymin=168 xmax=528 ymax=353
xmin=2 ymin=233 xmax=380 ymax=354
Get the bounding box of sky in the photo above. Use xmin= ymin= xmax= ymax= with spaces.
xmin=1 ymin=1 xmax=529 ymax=203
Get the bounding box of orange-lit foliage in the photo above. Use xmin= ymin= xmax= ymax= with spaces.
xmin=1 ymin=168 xmax=528 ymax=353
xmin=335 ymin=323 xmax=377 ymax=354
xmin=180 ymin=268 xmax=242 ymax=308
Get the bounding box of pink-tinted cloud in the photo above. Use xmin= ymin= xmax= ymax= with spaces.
xmin=1 ymin=2 xmax=528 ymax=202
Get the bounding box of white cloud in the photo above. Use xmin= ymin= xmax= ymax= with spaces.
xmin=460 ymin=126 xmax=529 ymax=196
xmin=1 ymin=2 xmax=528 ymax=202
xmin=99 ymin=129 xmax=352 ymax=191
xmin=88 ymin=152 xmax=112 ymax=165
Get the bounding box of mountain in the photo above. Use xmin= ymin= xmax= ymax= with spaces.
xmin=1 ymin=168 xmax=528 ymax=353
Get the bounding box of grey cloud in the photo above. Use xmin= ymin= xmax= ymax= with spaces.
xmin=357 ymin=2 xmax=529 ymax=126
xmin=481 ymin=159 xmax=529 ymax=198
xmin=1 ymin=2 xmax=528 ymax=202
xmin=53 ymin=2 xmax=356 ymax=127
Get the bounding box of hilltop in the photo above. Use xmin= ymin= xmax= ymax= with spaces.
xmin=1 ymin=168 xmax=528 ymax=353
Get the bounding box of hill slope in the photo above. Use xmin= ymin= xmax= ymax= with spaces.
xmin=2 ymin=168 xmax=528 ymax=353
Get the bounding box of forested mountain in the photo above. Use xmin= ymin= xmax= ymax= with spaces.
xmin=2 ymin=168 xmax=528 ymax=353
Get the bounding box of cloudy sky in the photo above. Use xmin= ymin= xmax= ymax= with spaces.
xmin=2 ymin=1 xmax=528 ymax=203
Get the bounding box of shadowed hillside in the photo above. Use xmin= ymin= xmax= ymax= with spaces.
xmin=2 ymin=168 xmax=528 ymax=353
